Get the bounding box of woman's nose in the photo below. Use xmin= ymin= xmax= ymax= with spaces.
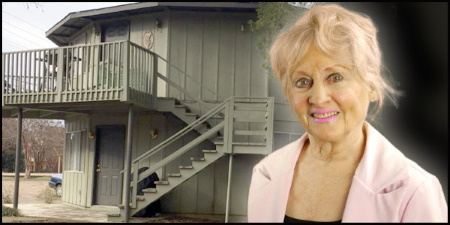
xmin=308 ymin=83 xmax=331 ymax=106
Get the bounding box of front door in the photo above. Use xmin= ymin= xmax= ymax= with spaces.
xmin=95 ymin=125 xmax=125 ymax=206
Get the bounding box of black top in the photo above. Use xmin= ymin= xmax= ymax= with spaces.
xmin=284 ymin=215 xmax=342 ymax=223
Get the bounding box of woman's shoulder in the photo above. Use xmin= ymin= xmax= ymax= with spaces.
xmin=363 ymin=122 xmax=440 ymax=192
xmin=404 ymin=157 xmax=440 ymax=185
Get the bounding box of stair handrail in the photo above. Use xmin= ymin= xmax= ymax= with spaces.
xmin=125 ymin=96 xmax=232 ymax=209
xmin=138 ymin=48 xmax=225 ymax=117
xmin=126 ymin=43 xmax=224 ymax=117
xmin=132 ymin=120 xmax=225 ymax=187
xmin=155 ymin=72 xmax=225 ymax=118
xmin=131 ymin=95 xmax=231 ymax=166
xmin=149 ymin=51 xmax=227 ymax=101
xmin=122 ymin=95 xmax=274 ymax=215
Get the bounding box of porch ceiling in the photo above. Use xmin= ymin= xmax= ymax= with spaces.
xmin=2 ymin=102 xmax=157 ymax=120
xmin=46 ymin=2 xmax=259 ymax=46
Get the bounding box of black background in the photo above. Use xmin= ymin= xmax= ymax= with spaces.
xmin=340 ymin=2 xmax=448 ymax=202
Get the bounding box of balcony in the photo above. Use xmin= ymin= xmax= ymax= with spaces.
xmin=2 ymin=41 xmax=157 ymax=108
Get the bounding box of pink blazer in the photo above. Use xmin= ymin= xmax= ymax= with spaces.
xmin=248 ymin=122 xmax=448 ymax=222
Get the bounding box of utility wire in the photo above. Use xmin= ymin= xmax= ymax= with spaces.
xmin=3 ymin=20 xmax=55 ymax=45
xmin=2 ymin=38 xmax=30 ymax=50
xmin=2 ymin=27 xmax=48 ymax=49
xmin=2 ymin=43 xmax=23 ymax=52
xmin=2 ymin=10 xmax=47 ymax=32
xmin=3 ymin=36 xmax=35 ymax=50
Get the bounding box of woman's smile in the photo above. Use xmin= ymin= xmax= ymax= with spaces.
xmin=312 ymin=112 xmax=339 ymax=123
xmin=311 ymin=111 xmax=340 ymax=123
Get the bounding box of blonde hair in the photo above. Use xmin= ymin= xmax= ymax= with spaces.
xmin=270 ymin=4 xmax=402 ymax=119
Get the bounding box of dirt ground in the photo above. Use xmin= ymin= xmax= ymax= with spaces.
xmin=2 ymin=179 xmax=73 ymax=223
xmin=2 ymin=180 xmax=62 ymax=205
xmin=2 ymin=179 xmax=230 ymax=223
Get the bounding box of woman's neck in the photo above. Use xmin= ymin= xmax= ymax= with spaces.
xmin=305 ymin=124 xmax=367 ymax=165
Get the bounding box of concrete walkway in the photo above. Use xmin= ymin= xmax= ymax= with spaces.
xmin=3 ymin=203 xmax=124 ymax=223
xmin=2 ymin=203 xmax=247 ymax=223
xmin=2 ymin=172 xmax=53 ymax=177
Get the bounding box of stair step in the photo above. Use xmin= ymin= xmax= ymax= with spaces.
xmin=214 ymin=141 xmax=266 ymax=146
xmin=203 ymin=150 xmax=217 ymax=153
xmin=142 ymin=188 xmax=157 ymax=193
xmin=234 ymin=130 xmax=267 ymax=136
xmin=179 ymin=166 xmax=193 ymax=169
xmin=174 ymin=105 xmax=185 ymax=108
xmin=108 ymin=213 xmax=121 ymax=217
xmin=168 ymin=173 xmax=181 ymax=177
xmin=185 ymin=113 xmax=198 ymax=116
xmin=136 ymin=196 xmax=145 ymax=201
xmin=190 ymin=157 xmax=205 ymax=161
xmin=118 ymin=203 xmax=138 ymax=209
xmin=154 ymin=181 xmax=169 ymax=185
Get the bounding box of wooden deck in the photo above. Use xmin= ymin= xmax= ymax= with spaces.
xmin=2 ymin=41 xmax=157 ymax=108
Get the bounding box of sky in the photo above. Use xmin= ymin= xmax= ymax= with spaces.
xmin=2 ymin=2 xmax=135 ymax=53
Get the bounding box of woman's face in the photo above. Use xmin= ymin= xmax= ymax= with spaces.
xmin=287 ymin=47 xmax=371 ymax=143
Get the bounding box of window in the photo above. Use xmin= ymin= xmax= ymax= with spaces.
xmin=65 ymin=130 xmax=86 ymax=171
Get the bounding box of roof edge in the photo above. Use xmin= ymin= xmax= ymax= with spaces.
xmin=46 ymin=2 xmax=259 ymax=39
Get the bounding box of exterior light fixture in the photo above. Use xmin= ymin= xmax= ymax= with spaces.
xmin=151 ymin=129 xmax=158 ymax=139
xmin=89 ymin=131 xmax=95 ymax=139
xmin=156 ymin=18 xmax=162 ymax=29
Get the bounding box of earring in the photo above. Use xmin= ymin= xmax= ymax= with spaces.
xmin=369 ymin=91 xmax=377 ymax=102
xmin=368 ymin=85 xmax=377 ymax=102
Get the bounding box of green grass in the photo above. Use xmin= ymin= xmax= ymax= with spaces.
xmin=2 ymin=204 xmax=21 ymax=217
xmin=2 ymin=176 xmax=50 ymax=181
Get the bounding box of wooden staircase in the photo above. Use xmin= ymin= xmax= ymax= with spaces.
xmin=108 ymin=150 xmax=225 ymax=222
xmin=156 ymin=97 xmax=219 ymax=137
xmin=107 ymin=96 xmax=273 ymax=222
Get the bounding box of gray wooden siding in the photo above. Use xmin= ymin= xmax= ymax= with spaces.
xmin=129 ymin=12 xmax=169 ymax=97
xmin=167 ymin=12 xmax=266 ymax=102
xmin=63 ymin=111 xmax=263 ymax=215
xmin=161 ymin=150 xmax=264 ymax=215
xmin=71 ymin=24 xmax=97 ymax=46
xmin=63 ymin=116 xmax=91 ymax=207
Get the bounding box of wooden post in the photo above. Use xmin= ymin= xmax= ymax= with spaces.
xmin=13 ymin=107 xmax=23 ymax=209
xmin=58 ymin=155 xmax=61 ymax=173
xmin=55 ymin=48 xmax=64 ymax=102
xmin=123 ymin=104 xmax=134 ymax=222
xmin=2 ymin=53 xmax=4 ymax=106
xmin=152 ymin=53 xmax=158 ymax=109
xmin=225 ymin=153 xmax=234 ymax=223
xmin=122 ymin=42 xmax=129 ymax=102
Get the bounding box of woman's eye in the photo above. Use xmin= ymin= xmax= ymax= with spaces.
xmin=328 ymin=73 xmax=343 ymax=83
xmin=295 ymin=78 xmax=312 ymax=88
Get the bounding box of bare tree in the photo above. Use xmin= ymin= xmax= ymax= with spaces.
xmin=2 ymin=118 xmax=64 ymax=177
xmin=2 ymin=118 xmax=17 ymax=153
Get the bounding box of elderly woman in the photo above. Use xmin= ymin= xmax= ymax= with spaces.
xmin=247 ymin=4 xmax=447 ymax=223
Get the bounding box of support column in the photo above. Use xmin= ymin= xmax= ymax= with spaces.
xmin=225 ymin=153 xmax=234 ymax=223
xmin=123 ymin=104 xmax=134 ymax=222
xmin=13 ymin=108 xmax=23 ymax=209
xmin=152 ymin=53 xmax=158 ymax=109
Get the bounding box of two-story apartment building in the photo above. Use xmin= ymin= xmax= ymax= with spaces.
xmin=2 ymin=2 xmax=306 ymax=222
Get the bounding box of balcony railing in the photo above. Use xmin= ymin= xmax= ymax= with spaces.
xmin=2 ymin=41 xmax=157 ymax=106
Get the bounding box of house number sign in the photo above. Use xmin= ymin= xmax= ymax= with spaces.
xmin=143 ymin=31 xmax=154 ymax=50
